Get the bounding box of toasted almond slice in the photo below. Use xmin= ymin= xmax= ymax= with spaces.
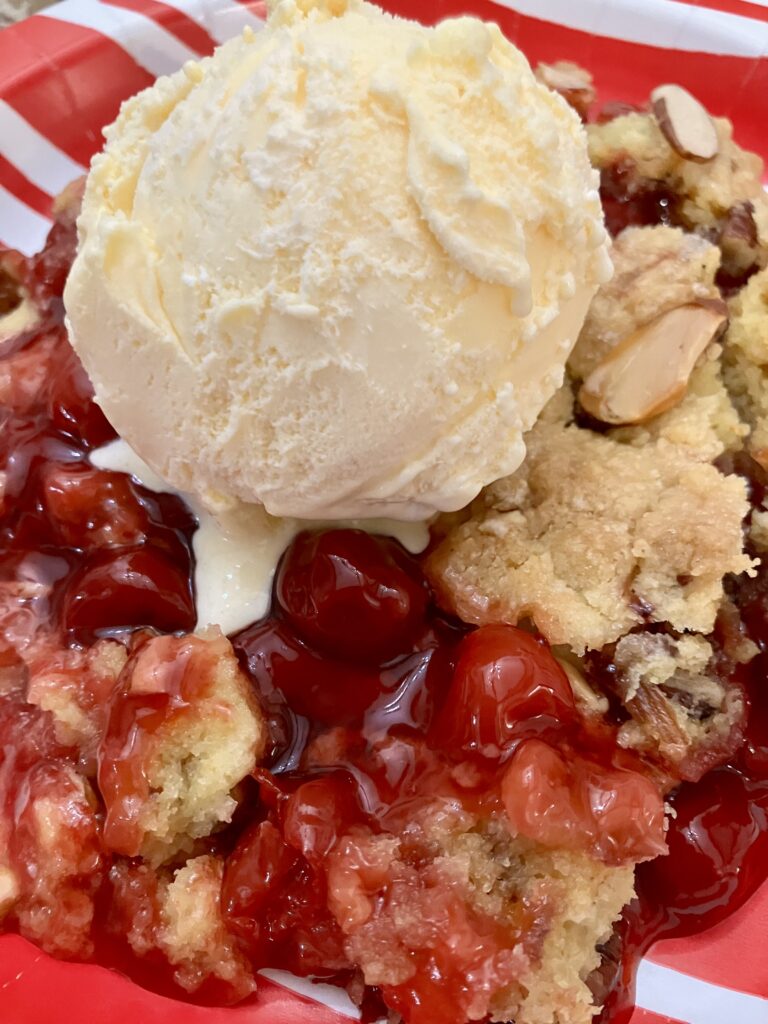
xmin=555 ymin=656 xmax=609 ymax=717
xmin=578 ymin=301 xmax=727 ymax=425
xmin=720 ymin=201 xmax=758 ymax=247
xmin=535 ymin=61 xmax=595 ymax=119
xmin=537 ymin=61 xmax=593 ymax=93
xmin=651 ymin=83 xmax=718 ymax=162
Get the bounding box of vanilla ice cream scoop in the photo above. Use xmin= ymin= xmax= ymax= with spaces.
xmin=65 ymin=0 xmax=611 ymax=521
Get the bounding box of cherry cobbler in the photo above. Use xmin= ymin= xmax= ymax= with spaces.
xmin=1 ymin=71 xmax=768 ymax=1024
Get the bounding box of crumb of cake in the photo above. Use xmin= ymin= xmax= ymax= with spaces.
xmin=111 ymin=855 xmax=256 ymax=999
xmin=326 ymin=809 xmax=635 ymax=1024
xmin=426 ymin=414 xmax=753 ymax=653
xmin=588 ymin=112 xmax=768 ymax=271
xmin=490 ymin=845 xmax=634 ymax=1024
xmin=6 ymin=763 xmax=102 ymax=958
xmin=51 ymin=176 xmax=85 ymax=218
xmin=750 ymin=507 xmax=768 ymax=552
xmin=722 ymin=267 xmax=768 ymax=468
xmin=98 ymin=628 xmax=266 ymax=865
xmin=26 ymin=639 xmax=127 ymax=769
xmin=570 ymin=226 xmax=721 ymax=381
xmin=603 ymin=632 xmax=745 ymax=779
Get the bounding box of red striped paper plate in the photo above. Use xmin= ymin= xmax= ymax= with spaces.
xmin=1 ymin=1 xmax=768 ymax=1022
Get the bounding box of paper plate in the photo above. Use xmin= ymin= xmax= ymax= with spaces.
xmin=1 ymin=1 xmax=767 ymax=1022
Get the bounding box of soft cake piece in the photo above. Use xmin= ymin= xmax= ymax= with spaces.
xmin=326 ymin=808 xmax=635 ymax=1024
xmin=435 ymin=820 xmax=636 ymax=1024
xmin=99 ymin=628 xmax=267 ymax=865
xmin=26 ymin=639 xmax=128 ymax=771
xmin=111 ymin=855 xmax=255 ymax=1000
xmin=426 ymin=415 xmax=752 ymax=653
xmin=490 ymin=845 xmax=634 ymax=1024
xmin=6 ymin=763 xmax=102 ymax=958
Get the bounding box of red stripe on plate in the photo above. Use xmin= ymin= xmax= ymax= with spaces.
xmin=0 ymin=14 xmax=154 ymax=168
xmin=648 ymin=881 xmax=768 ymax=1000
xmin=679 ymin=0 xmax=768 ymax=21
xmin=103 ymin=0 xmax=218 ymax=56
xmin=0 ymin=935 xmax=352 ymax=1024
xmin=629 ymin=1009 xmax=687 ymax=1024
xmin=383 ymin=0 xmax=768 ymax=165
xmin=0 ymin=153 xmax=53 ymax=219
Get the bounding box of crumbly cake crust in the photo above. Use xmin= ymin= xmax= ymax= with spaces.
xmin=588 ymin=113 xmax=768 ymax=280
xmin=426 ymin=407 xmax=752 ymax=654
xmin=723 ymin=267 xmax=768 ymax=467
xmin=105 ymin=629 xmax=267 ymax=865
xmin=111 ymin=855 xmax=257 ymax=999
xmin=326 ymin=805 xmax=634 ymax=1024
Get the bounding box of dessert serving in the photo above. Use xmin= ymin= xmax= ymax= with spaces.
xmin=1 ymin=2 xmax=768 ymax=1024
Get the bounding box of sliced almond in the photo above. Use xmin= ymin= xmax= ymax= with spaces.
xmin=720 ymin=201 xmax=758 ymax=247
xmin=578 ymin=301 xmax=727 ymax=425
xmin=536 ymin=61 xmax=595 ymax=119
xmin=555 ymin=656 xmax=609 ymax=717
xmin=651 ymin=83 xmax=718 ymax=163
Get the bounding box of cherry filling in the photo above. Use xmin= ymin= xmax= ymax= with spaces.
xmin=598 ymin=155 xmax=680 ymax=238
xmin=1 ymin=204 xmax=768 ymax=1024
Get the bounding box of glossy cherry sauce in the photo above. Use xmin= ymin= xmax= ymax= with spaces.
xmin=1 ymin=204 xmax=768 ymax=1022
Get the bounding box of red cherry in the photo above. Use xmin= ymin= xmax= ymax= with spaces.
xmin=223 ymin=820 xmax=300 ymax=943
xmin=741 ymin=653 xmax=768 ymax=779
xmin=61 ymin=546 xmax=195 ymax=639
xmin=431 ymin=624 xmax=577 ymax=759
xmin=47 ymin=341 xmax=115 ymax=449
xmin=0 ymin=332 xmax=57 ymax=414
xmin=0 ymin=416 xmax=83 ymax=508
xmin=637 ymin=768 xmax=768 ymax=935
xmin=237 ymin=618 xmax=399 ymax=726
xmin=282 ymin=773 xmax=362 ymax=868
xmin=42 ymin=463 xmax=148 ymax=550
xmin=599 ymin=157 xmax=678 ymax=237
xmin=222 ymin=816 xmax=347 ymax=975
xmin=27 ymin=200 xmax=80 ymax=304
xmin=276 ymin=530 xmax=429 ymax=664
xmin=502 ymin=739 xmax=666 ymax=865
